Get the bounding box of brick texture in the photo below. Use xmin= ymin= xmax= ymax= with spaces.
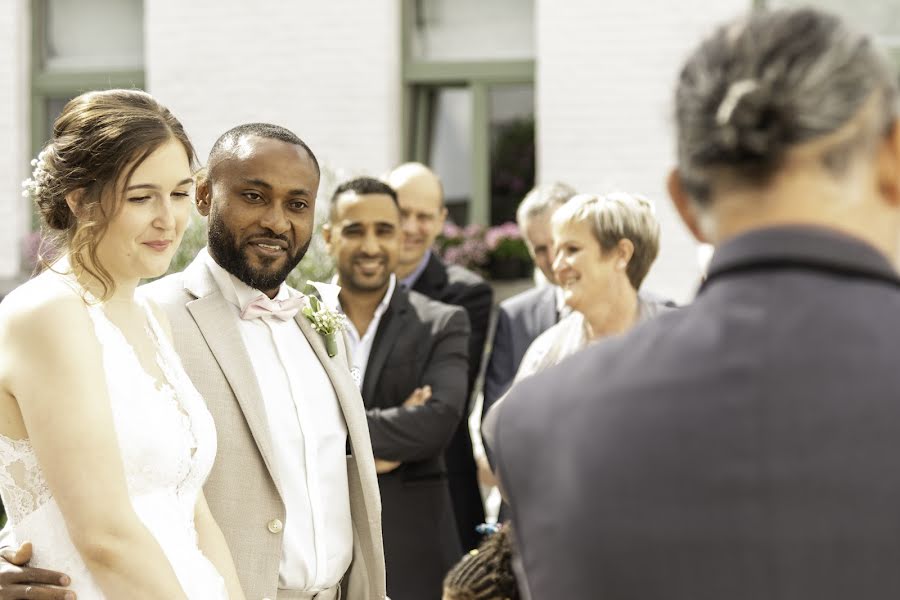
xmin=0 ymin=0 xmax=29 ymax=284
xmin=145 ymin=0 xmax=402 ymax=178
xmin=536 ymin=0 xmax=750 ymax=302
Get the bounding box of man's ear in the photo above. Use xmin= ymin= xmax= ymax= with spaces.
xmin=322 ymin=222 xmax=333 ymax=251
xmin=668 ymin=168 xmax=710 ymax=244
xmin=196 ymin=177 xmax=212 ymax=216
xmin=876 ymin=118 xmax=900 ymax=207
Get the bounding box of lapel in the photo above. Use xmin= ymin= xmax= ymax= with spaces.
xmin=411 ymin=253 xmax=448 ymax=298
xmin=181 ymin=255 xmax=284 ymax=497
xmin=361 ymin=289 xmax=412 ymax=406
xmin=293 ymin=309 xmax=371 ymax=458
xmin=537 ymin=285 xmax=560 ymax=330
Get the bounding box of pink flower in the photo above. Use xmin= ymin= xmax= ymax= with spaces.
xmin=443 ymin=221 xmax=462 ymax=239
xmin=463 ymin=223 xmax=485 ymax=238
xmin=485 ymin=222 xmax=522 ymax=250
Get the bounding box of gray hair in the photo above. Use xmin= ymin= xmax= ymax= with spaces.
xmin=516 ymin=182 xmax=577 ymax=228
xmin=552 ymin=192 xmax=660 ymax=290
xmin=674 ymin=7 xmax=899 ymax=204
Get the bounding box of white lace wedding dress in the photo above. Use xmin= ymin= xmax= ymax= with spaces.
xmin=0 ymin=288 xmax=228 ymax=599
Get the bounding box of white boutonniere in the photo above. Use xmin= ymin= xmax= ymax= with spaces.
xmin=303 ymin=281 xmax=347 ymax=357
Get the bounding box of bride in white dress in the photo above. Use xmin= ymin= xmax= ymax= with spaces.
xmin=0 ymin=90 xmax=245 ymax=599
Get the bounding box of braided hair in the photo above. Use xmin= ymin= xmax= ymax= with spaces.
xmin=442 ymin=526 xmax=520 ymax=600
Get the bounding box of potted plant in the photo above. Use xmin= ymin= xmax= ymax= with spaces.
xmin=485 ymin=221 xmax=532 ymax=280
xmin=434 ymin=221 xmax=490 ymax=276
xmin=435 ymin=220 xmax=533 ymax=281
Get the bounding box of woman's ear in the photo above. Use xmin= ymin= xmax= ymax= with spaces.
xmin=616 ymin=238 xmax=635 ymax=270
xmin=64 ymin=189 xmax=84 ymax=218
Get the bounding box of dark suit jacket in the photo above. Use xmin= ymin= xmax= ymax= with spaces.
xmin=412 ymin=253 xmax=492 ymax=548
xmin=363 ymin=287 xmax=469 ymax=600
xmin=489 ymin=227 xmax=900 ymax=600
xmin=483 ymin=285 xmax=558 ymax=415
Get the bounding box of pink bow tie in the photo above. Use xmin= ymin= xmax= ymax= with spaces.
xmin=240 ymin=294 xmax=306 ymax=321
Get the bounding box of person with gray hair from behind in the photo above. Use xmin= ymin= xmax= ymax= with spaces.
xmin=485 ymin=7 xmax=900 ymax=600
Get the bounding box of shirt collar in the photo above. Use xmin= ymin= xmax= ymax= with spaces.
xmin=202 ymin=247 xmax=295 ymax=311
xmin=554 ymin=284 xmax=566 ymax=314
xmin=399 ymin=250 xmax=432 ymax=289
xmin=336 ymin=273 xmax=397 ymax=317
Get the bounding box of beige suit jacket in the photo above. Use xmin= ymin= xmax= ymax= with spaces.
xmin=140 ymin=254 xmax=386 ymax=600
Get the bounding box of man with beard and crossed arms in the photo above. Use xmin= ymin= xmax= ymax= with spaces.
xmin=0 ymin=124 xmax=386 ymax=600
xmin=324 ymin=177 xmax=469 ymax=600
xmin=385 ymin=163 xmax=490 ymax=551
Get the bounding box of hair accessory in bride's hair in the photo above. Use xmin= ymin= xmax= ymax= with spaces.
xmin=21 ymin=149 xmax=51 ymax=199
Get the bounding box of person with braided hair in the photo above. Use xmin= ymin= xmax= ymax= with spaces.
xmin=442 ymin=526 xmax=519 ymax=600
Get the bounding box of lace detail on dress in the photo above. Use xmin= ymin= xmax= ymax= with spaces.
xmin=0 ymin=437 xmax=51 ymax=524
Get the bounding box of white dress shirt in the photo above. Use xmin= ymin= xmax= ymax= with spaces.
xmin=340 ymin=275 xmax=396 ymax=388
xmin=203 ymin=250 xmax=352 ymax=592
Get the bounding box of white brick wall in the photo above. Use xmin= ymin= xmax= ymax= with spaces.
xmin=536 ymin=0 xmax=750 ymax=303
xmin=146 ymin=0 xmax=402 ymax=179
xmin=0 ymin=0 xmax=29 ymax=285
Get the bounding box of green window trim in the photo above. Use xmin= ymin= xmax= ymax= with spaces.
xmin=400 ymin=0 xmax=535 ymax=225
xmin=403 ymin=60 xmax=535 ymax=84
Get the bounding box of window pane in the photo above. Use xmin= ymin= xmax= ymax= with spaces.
xmin=489 ymin=84 xmax=534 ymax=225
xmin=43 ymin=0 xmax=144 ymax=70
xmin=429 ymin=88 xmax=473 ymax=224
xmin=411 ymin=0 xmax=535 ymax=62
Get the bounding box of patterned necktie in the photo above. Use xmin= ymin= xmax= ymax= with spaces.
xmin=240 ymin=293 xmax=306 ymax=321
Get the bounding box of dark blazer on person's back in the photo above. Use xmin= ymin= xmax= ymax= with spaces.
xmin=483 ymin=285 xmax=558 ymax=416
xmin=488 ymin=226 xmax=900 ymax=600
xmin=412 ymin=252 xmax=492 ymax=549
xmin=363 ymin=287 xmax=469 ymax=600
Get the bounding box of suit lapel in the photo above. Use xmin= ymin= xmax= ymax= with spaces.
xmin=182 ymin=256 xmax=284 ymax=496
xmin=294 ymin=313 xmax=384 ymax=596
xmin=411 ymin=253 xmax=447 ymax=298
xmin=294 ymin=313 xmax=370 ymax=455
xmin=361 ymin=291 xmax=410 ymax=406
xmin=539 ymin=285 xmax=560 ymax=329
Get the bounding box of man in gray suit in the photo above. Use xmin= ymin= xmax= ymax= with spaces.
xmin=324 ymin=177 xmax=469 ymax=600
xmin=487 ymin=8 xmax=900 ymax=600
xmin=482 ymin=182 xmax=575 ymax=413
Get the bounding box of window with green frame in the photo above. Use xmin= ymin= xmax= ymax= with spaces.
xmin=30 ymin=0 xmax=145 ymax=158
xmin=401 ymin=0 xmax=536 ymax=226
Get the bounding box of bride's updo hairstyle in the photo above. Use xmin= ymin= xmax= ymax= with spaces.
xmin=674 ymin=7 xmax=899 ymax=205
xmin=29 ymin=89 xmax=195 ymax=297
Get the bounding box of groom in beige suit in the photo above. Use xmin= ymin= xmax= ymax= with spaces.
xmin=142 ymin=123 xmax=385 ymax=600
xmin=0 ymin=123 xmax=386 ymax=600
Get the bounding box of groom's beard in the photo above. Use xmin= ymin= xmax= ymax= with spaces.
xmin=207 ymin=213 xmax=310 ymax=292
